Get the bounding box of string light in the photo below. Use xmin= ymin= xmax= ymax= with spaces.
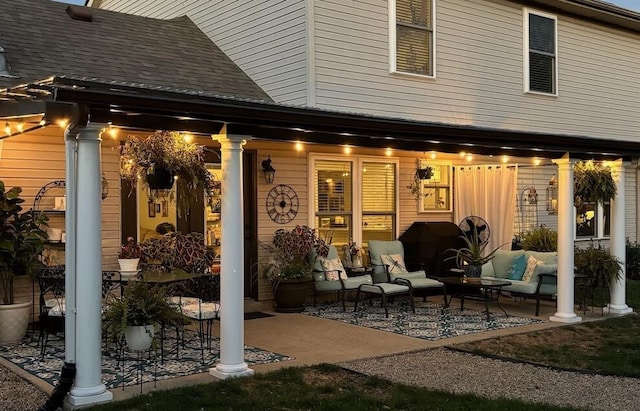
xmin=533 ymin=158 xmax=542 ymax=166
xmin=385 ymin=148 xmax=393 ymax=156
xmin=4 ymin=120 xmax=10 ymax=135
xmin=294 ymin=141 xmax=304 ymax=152
xmin=501 ymin=155 xmax=509 ymax=164
xmin=57 ymin=118 xmax=69 ymax=128
xmin=465 ymin=154 xmax=473 ymax=162
xmin=16 ymin=120 xmax=24 ymax=133
xmin=108 ymin=127 xmax=118 ymax=138
xmin=343 ymin=145 xmax=352 ymax=155
xmin=430 ymin=151 xmax=437 ymax=159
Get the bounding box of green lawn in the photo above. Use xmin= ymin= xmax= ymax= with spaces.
xmin=87 ymin=282 xmax=640 ymax=410
xmin=88 ymin=364 xmax=582 ymax=411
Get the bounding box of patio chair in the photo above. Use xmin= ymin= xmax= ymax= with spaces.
xmin=368 ymin=240 xmax=445 ymax=301
xmin=36 ymin=266 xmax=66 ymax=358
xmin=311 ymin=245 xmax=373 ymax=311
xmin=179 ymin=274 xmax=221 ymax=364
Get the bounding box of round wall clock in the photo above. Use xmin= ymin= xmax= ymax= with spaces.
xmin=266 ymin=184 xmax=299 ymax=224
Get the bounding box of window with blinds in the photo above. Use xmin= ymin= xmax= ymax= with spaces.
xmin=526 ymin=10 xmax=556 ymax=94
xmin=314 ymin=160 xmax=353 ymax=245
xmin=362 ymin=162 xmax=396 ymax=245
xmin=394 ymin=0 xmax=433 ymax=76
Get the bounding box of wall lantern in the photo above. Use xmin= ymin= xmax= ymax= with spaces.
xmin=261 ymin=156 xmax=276 ymax=184
xmin=101 ymin=172 xmax=109 ymax=200
xmin=546 ymin=173 xmax=558 ymax=215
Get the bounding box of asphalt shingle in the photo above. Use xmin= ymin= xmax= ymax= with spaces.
xmin=0 ymin=0 xmax=271 ymax=102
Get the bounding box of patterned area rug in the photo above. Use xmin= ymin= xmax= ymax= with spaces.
xmin=0 ymin=331 xmax=292 ymax=389
xmin=303 ymin=301 xmax=544 ymax=341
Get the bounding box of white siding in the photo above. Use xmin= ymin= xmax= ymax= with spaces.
xmin=97 ymin=0 xmax=309 ymax=105
xmin=312 ymin=0 xmax=640 ymax=142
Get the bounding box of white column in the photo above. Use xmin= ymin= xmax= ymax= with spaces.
xmin=66 ymin=123 xmax=113 ymax=407
xmin=608 ymin=159 xmax=633 ymax=314
xmin=64 ymin=127 xmax=77 ymax=363
xmin=550 ymin=157 xmax=582 ymax=323
xmin=210 ymin=129 xmax=254 ymax=379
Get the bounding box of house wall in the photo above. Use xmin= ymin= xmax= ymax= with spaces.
xmin=311 ymin=0 xmax=640 ymax=141
xmin=0 ymin=126 xmax=122 ymax=310
xmin=96 ymin=0 xmax=310 ymax=105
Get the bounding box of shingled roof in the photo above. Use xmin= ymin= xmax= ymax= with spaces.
xmin=0 ymin=0 xmax=271 ymax=102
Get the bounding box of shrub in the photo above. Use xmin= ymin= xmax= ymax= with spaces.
xmin=574 ymin=242 xmax=622 ymax=288
xmin=521 ymin=226 xmax=557 ymax=252
xmin=626 ymin=239 xmax=640 ymax=280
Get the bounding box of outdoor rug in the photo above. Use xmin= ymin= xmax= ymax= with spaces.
xmin=0 ymin=331 xmax=292 ymax=389
xmin=303 ymin=301 xmax=544 ymax=341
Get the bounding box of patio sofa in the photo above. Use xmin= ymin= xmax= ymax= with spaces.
xmin=480 ymin=249 xmax=558 ymax=316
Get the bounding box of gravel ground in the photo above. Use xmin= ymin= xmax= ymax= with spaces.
xmin=340 ymin=348 xmax=640 ymax=411
xmin=0 ymin=364 xmax=49 ymax=411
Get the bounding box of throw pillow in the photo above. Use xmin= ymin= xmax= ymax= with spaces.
xmin=521 ymin=255 xmax=544 ymax=283
xmin=506 ymin=254 xmax=527 ymax=280
xmin=321 ymin=257 xmax=347 ymax=281
xmin=380 ymin=254 xmax=408 ymax=274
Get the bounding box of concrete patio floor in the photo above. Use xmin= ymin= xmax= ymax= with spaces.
xmin=4 ymin=294 xmax=621 ymax=404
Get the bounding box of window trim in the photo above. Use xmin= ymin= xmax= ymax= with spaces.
xmin=308 ymin=153 xmax=400 ymax=247
xmin=523 ymin=8 xmax=558 ymax=96
xmin=389 ymin=0 xmax=437 ymax=79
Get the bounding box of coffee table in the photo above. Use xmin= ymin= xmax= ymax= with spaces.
xmin=438 ymin=277 xmax=511 ymax=320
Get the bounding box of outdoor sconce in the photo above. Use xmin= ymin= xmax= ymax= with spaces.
xmin=261 ymin=156 xmax=276 ymax=184
xmin=101 ymin=172 xmax=109 ymax=200
xmin=546 ymin=174 xmax=558 ymax=215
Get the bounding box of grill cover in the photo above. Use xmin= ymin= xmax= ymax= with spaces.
xmin=398 ymin=222 xmax=466 ymax=277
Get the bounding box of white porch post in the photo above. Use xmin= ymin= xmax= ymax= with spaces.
xmin=66 ymin=123 xmax=113 ymax=406
xmin=608 ymin=159 xmax=633 ymax=314
xmin=64 ymin=127 xmax=77 ymax=363
xmin=550 ymin=157 xmax=582 ymax=323
xmin=210 ymin=129 xmax=254 ymax=379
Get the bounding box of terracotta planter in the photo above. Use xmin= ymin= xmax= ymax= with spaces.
xmin=273 ymin=279 xmax=312 ymax=313
xmin=124 ymin=325 xmax=155 ymax=351
xmin=146 ymin=166 xmax=175 ymax=190
xmin=0 ymin=300 xmax=31 ymax=345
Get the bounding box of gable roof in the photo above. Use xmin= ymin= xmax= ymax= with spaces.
xmin=0 ymin=0 xmax=271 ymax=102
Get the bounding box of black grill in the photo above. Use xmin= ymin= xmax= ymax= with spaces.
xmin=398 ymin=222 xmax=466 ymax=277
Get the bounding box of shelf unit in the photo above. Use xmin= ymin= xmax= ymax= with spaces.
xmin=33 ymin=180 xmax=66 ymax=266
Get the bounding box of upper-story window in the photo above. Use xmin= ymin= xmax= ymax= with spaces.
xmin=524 ymin=9 xmax=557 ymax=95
xmin=390 ymin=0 xmax=435 ymax=77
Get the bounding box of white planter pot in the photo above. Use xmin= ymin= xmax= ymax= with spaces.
xmin=124 ymin=325 xmax=155 ymax=351
xmin=0 ymin=300 xmax=32 ymax=345
xmin=118 ymin=258 xmax=140 ymax=272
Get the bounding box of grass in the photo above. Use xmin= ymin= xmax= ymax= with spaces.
xmin=87 ymin=364 xmax=581 ymax=411
xmin=454 ymin=280 xmax=640 ymax=377
xmin=87 ymin=281 xmax=640 ymax=411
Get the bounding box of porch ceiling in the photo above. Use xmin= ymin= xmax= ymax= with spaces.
xmin=2 ymin=76 xmax=639 ymax=160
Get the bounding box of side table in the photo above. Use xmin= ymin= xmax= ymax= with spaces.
xmin=346 ymin=266 xmax=373 ymax=278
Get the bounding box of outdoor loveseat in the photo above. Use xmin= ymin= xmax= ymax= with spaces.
xmin=480 ymin=249 xmax=558 ymax=316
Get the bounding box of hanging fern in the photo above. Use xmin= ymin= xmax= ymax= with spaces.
xmin=574 ymin=161 xmax=617 ymax=206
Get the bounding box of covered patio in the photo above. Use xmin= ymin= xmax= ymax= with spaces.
xmin=1 ymin=76 xmax=639 ymax=407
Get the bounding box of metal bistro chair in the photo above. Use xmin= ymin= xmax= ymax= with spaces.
xmin=36 ymin=266 xmax=66 ymax=358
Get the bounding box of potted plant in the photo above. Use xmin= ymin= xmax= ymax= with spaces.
xmin=0 ymin=181 xmax=48 ymax=344
xmin=262 ymin=225 xmax=329 ymax=312
xmin=119 ymin=130 xmax=212 ymax=209
xmin=103 ymin=280 xmax=185 ymax=351
xmin=445 ymin=228 xmax=506 ymax=278
xmin=118 ymin=236 xmax=142 ymax=273
xmin=574 ymin=160 xmax=617 ymax=206
xmin=574 ymin=242 xmax=623 ymax=299
xmin=407 ymin=160 xmax=434 ymax=200
xmin=521 ymin=226 xmax=558 ymax=252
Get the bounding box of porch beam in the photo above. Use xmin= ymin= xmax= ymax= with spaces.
xmin=550 ymin=156 xmax=582 ymax=323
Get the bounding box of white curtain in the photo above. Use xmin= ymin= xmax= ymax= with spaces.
xmin=454 ymin=165 xmax=518 ymax=253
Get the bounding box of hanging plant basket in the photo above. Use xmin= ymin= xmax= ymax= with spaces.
xmin=146 ymin=165 xmax=175 ymax=190
xmin=574 ymin=161 xmax=617 ymax=206
xmin=416 ymin=168 xmax=433 ymax=180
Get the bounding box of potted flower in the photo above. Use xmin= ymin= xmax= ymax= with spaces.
xmin=262 ymin=225 xmax=329 ymax=312
xmin=0 ymin=181 xmax=48 ymax=344
xmin=103 ymin=280 xmax=186 ymax=351
xmin=445 ymin=227 xmax=506 ymax=278
xmin=119 ymin=130 xmax=212 ymax=209
xmin=574 ymin=160 xmax=617 ymax=206
xmin=342 ymin=240 xmax=363 ymax=268
xmin=118 ymin=237 xmax=142 ymax=273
